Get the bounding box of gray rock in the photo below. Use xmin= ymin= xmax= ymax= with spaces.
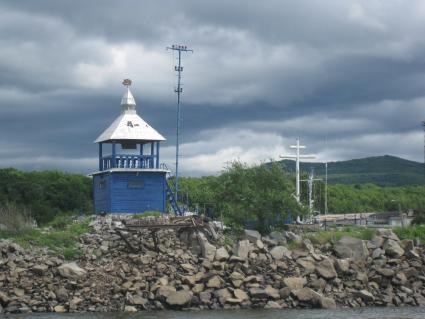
xmin=265 ymin=286 xmax=280 ymax=299
xmin=249 ymin=288 xmax=269 ymax=299
xmin=200 ymin=291 xmax=212 ymax=304
xmin=233 ymin=240 xmax=253 ymax=259
xmin=207 ymin=275 xmax=223 ymax=288
xmin=316 ymin=258 xmax=337 ymax=279
xmin=285 ymin=231 xmax=302 ymax=243
xmin=269 ymin=231 xmax=287 ymax=245
xmin=376 ymin=229 xmax=400 ymax=241
xmin=319 ymin=296 xmax=337 ymax=309
xmin=55 ymin=287 xmax=68 ymax=303
xmin=377 ymin=267 xmax=395 ymax=277
xmin=370 ymin=235 xmax=385 ymax=248
xmin=124 ymin=305 xmax=137 ymax=313
xmin=234 ymin=289 xmax=249 ymax=301
xmin=372 ymin=248 xmax=385 ymax=259
xmin=54 ymin=305 xmax=66 ymax=313
xmin=214 ymin=247 xmax=229 ymax=262
xmin=214 ymin=288 xmax=232 ymax=305
xmin=243 ymin=229 xmax=262 ymax=243
xmin=166 ymin=291 xmax=193 ymax=306
xmin=333 ymin=236 xmax=369 ymax=260
xmin=270 ymin=246 xmax=291 ymax=260
xmin=157 ymin=286 xmax=176 ymax=299
xmin=264 ymin=300 xmax=282 ymax=309
xmin=334 ymin=259 xmax=350 ymax=274
xmin=198 ymin=232 xmax=217 ymax=261
xmin=32 ymin=264 xmax=48 ymax=275
xmin=283 ymin=277 xmax=306 ymax=290
xmin=384 ymin=239 xmax=404 ymax=258
xmin=297 ymin=258 xmax=316 ymax=274
xmin=356 ymin=289 xmax=375 ymax=302
xmin=262 ymin=236 xmax=278 ymax=247
xmin=58 ymin=262 xmax=86 ymax=279
xmin=292 ymin=287 xmax=321 ymax=304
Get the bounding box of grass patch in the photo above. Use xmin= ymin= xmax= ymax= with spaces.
xmin=394 ymin=225 xmax=425 ymax=244
xmin=132 ymin=211 xmax=163 ymax=218
xmin=0 ymin=216 xmax=91 ymax=260
xmin=287 ymin=240 xmax=302 ymax=250
xmin=305 ymin=226 xmax=376 ymax=245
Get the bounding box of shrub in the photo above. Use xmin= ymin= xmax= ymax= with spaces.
xmin=0 ymin=203 xmax=34 ymax=235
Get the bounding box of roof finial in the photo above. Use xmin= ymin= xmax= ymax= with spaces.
xmin=122 ymin=78 xmax=132 ymax=88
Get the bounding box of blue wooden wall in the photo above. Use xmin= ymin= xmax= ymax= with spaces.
xmin=93 ymin=171 xmax=166 ymax=214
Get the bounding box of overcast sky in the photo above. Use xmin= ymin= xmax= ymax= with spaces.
xmin=0 ymin=0 xmax=424 ymax=176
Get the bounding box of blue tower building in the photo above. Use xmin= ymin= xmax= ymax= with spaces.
xmin=92 ymin=80 xmax=169 ymax=214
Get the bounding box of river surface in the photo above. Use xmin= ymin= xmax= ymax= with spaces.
xmin=1 ymin=307 xmax=425 ymax=319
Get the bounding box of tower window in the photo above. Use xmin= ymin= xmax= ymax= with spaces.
xmin=127 ymin=121 xmax=133 ymax=127
xmin=98 ymin=181 xmax=106 ymax=189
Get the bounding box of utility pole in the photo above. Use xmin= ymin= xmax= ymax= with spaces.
xmin=325 ymin=162 xmax=328 ymax=215
xmin=301 ymin=168 xmax=322 ymax=221
xmin=280 ymin=138 xmax=315 ymax=202
xmin=422 ymin=121 xmax=425 ymax=180
xmin=167 ymin=44 xmax=193 ymax=202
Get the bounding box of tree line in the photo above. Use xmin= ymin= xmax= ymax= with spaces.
xmin=0 ymin=168 xmax=92 ymax=225
xmin=0 ymin=164 xmax=423 ymax=229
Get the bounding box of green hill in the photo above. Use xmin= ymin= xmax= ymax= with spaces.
xmin=280 ymin=155 xmax=424 ymax=186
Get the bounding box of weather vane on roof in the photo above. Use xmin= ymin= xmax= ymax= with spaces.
xmin=122 ymin=79 xmax=132 ymax=87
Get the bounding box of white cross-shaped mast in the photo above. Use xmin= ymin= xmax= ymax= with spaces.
xmin=280 ymin=138 xmax=315 ymax=203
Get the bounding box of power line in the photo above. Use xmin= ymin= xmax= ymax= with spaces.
xmin=166 ymin=45 xmax=193 ymax=202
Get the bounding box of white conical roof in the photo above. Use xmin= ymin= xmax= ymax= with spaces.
xmin=94 ymin=87 xmax=165 ymax=143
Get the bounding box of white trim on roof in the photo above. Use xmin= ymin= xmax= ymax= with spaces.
xmin=94 ymin=87 xmax=166 ymax=143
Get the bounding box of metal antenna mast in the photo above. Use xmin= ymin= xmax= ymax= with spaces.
xmin=325 ymin=162 xmax=328 ymax=214
xmin=423 ymin=121 xmax=425 ymax=178
xmin=301 ymin=168 xmax=322 ymax=220
xmin=280 ymin=138 xmax=315 ymax=202
xmin=167 ymin=45 xmax=193 ymax=201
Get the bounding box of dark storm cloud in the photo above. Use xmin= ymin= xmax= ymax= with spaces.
xmin=0 ymin=0 xmax=424 ymax=175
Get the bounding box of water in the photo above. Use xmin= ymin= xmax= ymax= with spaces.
xmin=1 ymin=308 xmax=425 ymax=319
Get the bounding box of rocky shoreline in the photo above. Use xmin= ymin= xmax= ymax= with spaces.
xmin=0 ymin=217 xmax=424 ymax=314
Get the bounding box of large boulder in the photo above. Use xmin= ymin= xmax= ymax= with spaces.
xmin=214 ymin=288 xmax=232 ymax=305
xmin=269 ymin=231 xmax=287 ymax=245
xmin=243 ymin=229 xmax=262 ymax=243
xmin=57 ymin=262 xmax=86 ymax=280
xmin=157 ymin=286 xmax=176 ymax=299
xmin=334 ymin=259 xmax=350 ymax=274
xmin=292 ymin=287 xmax=321 ymax=304
xmin=233 ymin=240 xmax=253 ymax=259
xmin=376 ymin=228 xmax=400 ymax=241
xmin=270 ymin=246 xmax=292 ymax=260
xmin=234 ymin=289 xmax=249 ymax=301
xmin=264 ymin=301 xmax=282 ymax=309
xmin=316 ymin=259 xmax=337 ymax=280
xmin=249 ymin=288 xmax=269 ymax=299
xmin=283 ymin=277 xmax=307 ymax=291
xmin=214 ymin=247 xmax=229 ymax=261
xmin=166 ymin=291 xmax=193 ymax=306
xmin=206 ymin=275 xmax=223 ymax=288
xmin=319 ymin=296 xmax=337 ymax=309
xmin=333 ymin=236 xmax=369 ymax=260
xmin=297 ymin=258 xmax=316 ymax=274
xmin=383 ymin=239 xmax=404 ymax=258
xmin=198 ymin=232 xmax=216 ymax=261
